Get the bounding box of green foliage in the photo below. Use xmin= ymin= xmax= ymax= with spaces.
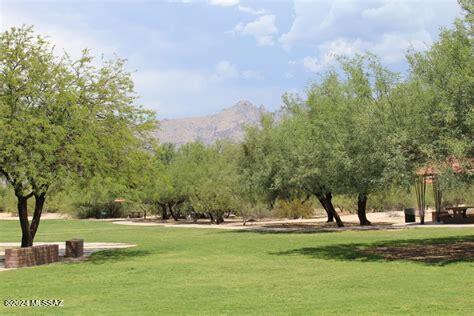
xmin=405 ymin=8 xmax=473 ymax=161
xmin=185 ymin=142 xmax=241 ymax=222
xmin=0 ymin=25 xmax=156 ymax=227
xmin=76 ymin=201 xmax=126 ymax=219
xmin=274 ymin=198 xmax=314 ymax=219
xmin=0 ymin=184 xmax=12 ymax=212
xmin=237 ymin=201 xmax=272 ymax=224
xmin=1 ymin=3 xmax=472 ymax=224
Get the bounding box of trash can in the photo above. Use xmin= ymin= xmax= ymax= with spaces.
xmin=404 ymin=208 xmax=416 ymax=223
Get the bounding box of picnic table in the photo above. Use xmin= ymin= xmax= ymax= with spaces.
xmin=128 ymin=211 xmax=146 ymax=219
xmin=440 ymin=206 xmax=473 ymax=224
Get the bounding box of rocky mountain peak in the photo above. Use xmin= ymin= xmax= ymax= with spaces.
xmin=153 ymin=100 xmax=267 ymax=146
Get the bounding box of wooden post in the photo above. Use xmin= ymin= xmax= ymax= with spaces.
xmin=415 ymin=175 xmax=426 ymax=224
xmin=432 ymin=176 xmax=442 ymax=223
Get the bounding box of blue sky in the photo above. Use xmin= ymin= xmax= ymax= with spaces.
xmin=0 ymin=0 xmax=462 ymax=118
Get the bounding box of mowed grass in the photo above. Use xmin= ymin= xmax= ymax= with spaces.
xmin=0 ymin=220 xmax=473 ymax=315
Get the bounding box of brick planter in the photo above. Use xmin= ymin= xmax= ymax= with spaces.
xmin=65 ymin=239 xmax=84 ymax=258
xmin=4 ymin=244 xmax=59 ymax=269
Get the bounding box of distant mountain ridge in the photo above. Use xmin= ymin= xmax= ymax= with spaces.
xmin=152 ymin=100 xmax=268 ymax=145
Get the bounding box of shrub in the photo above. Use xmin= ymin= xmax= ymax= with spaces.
xmin=76 ymin=202 xmax=127 ymax=219
xmin=274 ymin=198 xmax=314 ymax=219
xmin=238 ymin=202 xmax=272 ymax=225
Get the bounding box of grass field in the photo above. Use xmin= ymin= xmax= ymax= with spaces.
xmin=0 ymin=220 xmax=473 ymax=315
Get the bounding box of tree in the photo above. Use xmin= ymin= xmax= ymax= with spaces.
xmin=405 ymin=4 xmax=473 ymax=162
xmin=285 ymin=56 xmax=407 ymax=226
xmin=333 ymin=56 xmax=407 ymax=225
xmin=240 ymin=109 xmax=345 ymax=226
xmin=0 ymin=26 xmax=156 ymax=246
xmin=284 ymin=92 xmax=345 ymax=226
xmin=185 ymin=142 xmax=240 ymax=224
xmin=142 ymin=143 xmax=186 ymax=221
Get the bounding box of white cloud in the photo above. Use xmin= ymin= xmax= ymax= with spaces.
xmin=0 ymin=3 xmax=115 ymax=61
xmin=133 ymin=66 xmax=276 ymax=118
xmin=211 ymin=60 xmax=239 ymax=81
xmin=280 ymin=0 xmax=459 ymax=49
xmin=211 ymin=60 xmax=264 ymax=81
xmin=280 ymin=0 xmax=459 ymax=72
xmin=301 ymin=56 xmax=322 ymax=73
xmin=232 ymin=15 xmax=278 ymax=46
xmin=238 ymin=5 xmax=266 ymax=15
xmin=167 ymin=0 xmax=194 ymax=3
xmin=242 ymin=70 xmax=264 ymax=81
xmin=208 ymin=0 xmax=266 ymax=16
xmin=134 ymin=69 xmax=206 ymax=96
xmin=208 ymin=0 xmax=239 ymax=7
xmin=300 ymin=30 xmax=434 ymax=73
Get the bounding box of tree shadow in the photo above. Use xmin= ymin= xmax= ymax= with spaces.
xmin=88 ymin=249 xmax=151 ymax=265
xmin=272 ymin=235 xmax=474 ymax=266
xmin=225 ymin=222 xmax=398 ymax=235
xmin=228 ymin=228 xmax=339 ymax=235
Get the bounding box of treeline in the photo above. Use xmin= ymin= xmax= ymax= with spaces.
xmin=0 ymin=3 xmax=472 ymax=246
xmin=129 ymin=4 xmax=471 ymax=226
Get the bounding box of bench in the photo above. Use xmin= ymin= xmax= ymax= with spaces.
xmin=440 ymin=206 xmax=474 ymax=224
xmin=128 ymin=211 xmax=144 ymax=219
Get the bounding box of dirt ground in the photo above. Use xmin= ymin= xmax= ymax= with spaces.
xmin=0 ymin=212 xmax=71 ymax=220
xmin=111 ymin=210 xmax=474 ymax=232
xmin=365 ymin=241 xmax=474 ymax=264
xmin=112 ymin=211 xmax=409 ymax=231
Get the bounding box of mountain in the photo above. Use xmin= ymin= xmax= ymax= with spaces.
xmin=152 ymin=100 xmax=267 ymax=146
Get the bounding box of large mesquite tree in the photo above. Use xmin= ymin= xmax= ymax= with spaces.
xmin=299 ymin=56 xmax=408 ymax=225
xmin=0 ymin=26 xmax=155 ymax=247
xmin=405 ymin=4 xmax=473 ymax=162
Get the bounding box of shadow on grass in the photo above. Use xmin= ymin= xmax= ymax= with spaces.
xmin=88 ymin=249 xmax=150 ymax=265
xmin=272 ymin=235 xmax=474 ymax=266
xmin=224 ymin=222 xmax=397 ymax=235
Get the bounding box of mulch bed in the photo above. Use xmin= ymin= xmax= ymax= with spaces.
xmin=365 ymin=241 xmax=474 ymax=263
xmin=261 ymin=222 xmax=394 ymax=229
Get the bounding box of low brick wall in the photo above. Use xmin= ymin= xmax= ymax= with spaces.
xmin=4 ymin=244 xmax=59 ymax=269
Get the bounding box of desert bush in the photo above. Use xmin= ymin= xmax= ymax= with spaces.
xmin=274 ymin=198 xmax=314 ymax=219
xmin=440 ymin=173 xmax=474 ymax=206
xmin=0 ymin=186 xmax=16 ymax=213
xmin=333 ymin=187 xmax=419 ymax=213
xmin=76 ymin=201 xmax=127 ymax=219
xmin=238 ymin=202 xmax=272 ymax=225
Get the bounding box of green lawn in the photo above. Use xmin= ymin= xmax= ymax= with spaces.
xmin=0 ymin=220 xmax=473 ymax=315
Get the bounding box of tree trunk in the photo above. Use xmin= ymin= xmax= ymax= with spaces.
xmin=316 ymin=192 xmax=344 ymax=227
xmin=158 ymin=202 xmax=169 ymax=220
xmin=17 ymin=196 xmax=33 ymax=248
xmin=215 ymin=214 xmax=224 ymax=224
xmin=316 ymin=195 xmax=334 ymax=222
xmin=208 ymin=212 xmax=215 ymax=223
xmin=30 ymin=193 xmax=46 ymax=239
xmin=168 ymin=202 xmax=179 ymax=221
xmin=357 ymin=193 xmax=371 ymax=226
xmin=325 ymin=193 xmax=344 ymax=227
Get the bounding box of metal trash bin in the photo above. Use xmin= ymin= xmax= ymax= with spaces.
xmin=404 ymin=208 xmax=416 ymax=223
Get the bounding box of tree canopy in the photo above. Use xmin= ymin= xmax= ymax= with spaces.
xmin=0 ymin=26 xmax=156 ymax=246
